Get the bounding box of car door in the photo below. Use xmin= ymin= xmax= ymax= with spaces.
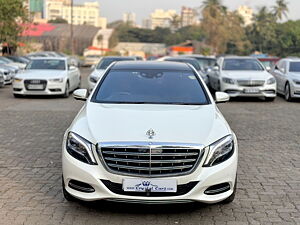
xmin=67 ymin=62 xmax=79 ymax=90
xmin=277 ymin=61 xmax=287 ymax=93
xmin=272 ymin=60 xmax=285 ymax=93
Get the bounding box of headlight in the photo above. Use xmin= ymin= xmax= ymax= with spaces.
xmin=66 ymin=132 xmax=97 ymax=165
xmin=49 ymin=78 xmax=64 ymax=83
xmin=14 ymin=78 xmax=23 ymax=82
xmin=89 ymin=75 xmax=99 ymax=83
xmin=266 ymin=77 xmax=276 ymax=85
xmin=222 ymin=77 xmax=235 ymax=84
xmin=203 ymin=135 xmax=234 ymax=167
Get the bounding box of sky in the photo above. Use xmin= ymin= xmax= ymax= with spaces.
xmin=76 ymin=0 xmax=299 ymax=25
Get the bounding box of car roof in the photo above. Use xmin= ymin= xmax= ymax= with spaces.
xmin=223 ymin=56 xmax=259 ymax=60
xmin=283 ymin=57 xmax=300 ymax=62
xmin=111 ymin=61 xmax=192 ymax=70
xmin=30 ymin=57 xmax=67 ymax=60
xmin=102 ymin=56 xmax=136 ymax=60
xmin=165 ymin=57 xmax=198 ymax=62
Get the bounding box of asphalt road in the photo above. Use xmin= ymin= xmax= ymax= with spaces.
xmin=0 ymin=68 xmax=299 ymax=225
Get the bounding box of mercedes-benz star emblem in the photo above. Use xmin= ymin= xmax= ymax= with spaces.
xmin=146 ymin=129 xmax=156 ymax=139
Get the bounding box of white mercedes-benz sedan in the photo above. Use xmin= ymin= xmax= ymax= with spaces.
xmin=209 ymin=57 xmax=277 ymax=101
xmin=62 ymin=61 xmax=238 ymax=204
xmin=13 ymin=57 xmax=81 ymax=98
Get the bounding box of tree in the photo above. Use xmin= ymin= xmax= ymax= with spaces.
xmin=247 ymin=7 xmax=277 ymax=53
xmin=48 ymin=17 xmax=68 ymax=24
xmin=273 ymin=0 xmax=289 ymax=21
xmin=169 ymin=14 xmax=181 ymax=31
xmin=0 ymin=0 xmax=29 ymax=54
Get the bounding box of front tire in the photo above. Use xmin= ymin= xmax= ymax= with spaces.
xmin=63 ymin=82 xmax=70 ymax=98
xmin=285 ymin=83 xmax=292 ymax=102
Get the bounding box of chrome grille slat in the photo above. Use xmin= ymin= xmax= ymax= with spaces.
xmin=102 ymin=151 xmax=199 ymax=157
xmin=107 ymin=163 xmax=194 ymax=171
xmin=104 ymin=157 xmax=197 ymax=164
xmin=98 ymin=142 xmax=204 ymax=177
xmin=237 ymin=80 xmax=265 ymax=87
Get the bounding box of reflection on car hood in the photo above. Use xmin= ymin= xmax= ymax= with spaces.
xmin=17 ymin=69 xmax=66 ymax=79
xmin=69 ymin=103 xmax=232 ymax=146
xmin=222 ymin=71 xmax=271 ymax=80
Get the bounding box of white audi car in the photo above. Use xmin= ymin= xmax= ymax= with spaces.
xmin=13 ymin=57 xmax=81 ymax=98
xmin=62 ymin=61 xmax=238 ymax=204
xmin=209 ymin=57 xmax=277 ymax=101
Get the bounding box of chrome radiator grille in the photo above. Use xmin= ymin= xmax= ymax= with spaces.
xmin=237 ymin=80 xmax=265 ymax=87
xmin=98 ymin=142 xmax=204 ymax=177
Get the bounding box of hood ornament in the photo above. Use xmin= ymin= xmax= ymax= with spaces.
xmin=146 ymin=129 xmax=156 ymax=139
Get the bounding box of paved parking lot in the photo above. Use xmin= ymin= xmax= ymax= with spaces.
xmin=0 ymin=68 xmax=299 ymax=225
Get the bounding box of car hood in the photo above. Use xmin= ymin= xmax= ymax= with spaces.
xmin=221 ymin=70 xmax=271 ymax=80
xmin=70 ymin=103 xmax=231 ymax=146
xmin=17 ymin=70 xmax=66 ymax=79
xmin=288 ymin=72 xmax=300 ymax=80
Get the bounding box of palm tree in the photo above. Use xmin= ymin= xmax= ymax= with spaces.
xmin=272 ymin=0 xmax=289 ymax=21
xmin=170 ymin=14 xmax=181 ymax=31
xmin=201 ymin=0 xmax=225 ymax=16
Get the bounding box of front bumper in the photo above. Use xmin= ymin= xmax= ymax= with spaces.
xmin=291 ymin=83 xmax=300 ymax=98
xmin=221 ymin=82 xmax=276 ymax=98
xmin=12 ymin=80 xmax=66 ymax=96
xmin=88 ymin=79 xmax=97 ymax=92
xmin=62 ymin=137 xmax=238 ymax=204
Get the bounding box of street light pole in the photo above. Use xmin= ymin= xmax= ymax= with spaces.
xmin=70 ymin=0 xmax=74 ymax=55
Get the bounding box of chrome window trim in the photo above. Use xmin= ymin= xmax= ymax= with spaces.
xmin=97 ymin=141 xmax=205 ymax=178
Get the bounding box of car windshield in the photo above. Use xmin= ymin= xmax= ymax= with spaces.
xmin=165 ymin=59 xmax=201 ymax=71
xmin=96 ymin=58 xmax=134 ymax=70
xmin=0 ymin=57 xmax=13 ymax=63
xmin=223 ymin=59 xmax=264 ymax=71
xmin=289 ymin=62 xmax=300 ymax=72
xmin=93 ymin=70 xmax=209 ymax=105
xmin=26 ymin=59 xmax=66 ymax=70
xmin=195 ymin=58 xmax=216 ymax=69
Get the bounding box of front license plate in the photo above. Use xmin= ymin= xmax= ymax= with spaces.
xmin=27 ymin=84 xmax=44 ymax=90
xmin=244 ymin=88 xmax=260 ymax=94
xmin=123 ymin=179 xmax=177 ymax=193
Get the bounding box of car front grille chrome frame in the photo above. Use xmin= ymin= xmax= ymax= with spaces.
xmin=237 ymin=80 xmax=265 ymax=87
xmin=97 ymin=142 xmax=205 ymax=178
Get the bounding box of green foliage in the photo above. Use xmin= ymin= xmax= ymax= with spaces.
xmin=0 ymin=0 xmax=29 ymax=49
xmin=109 ymin=22 xmax=205 ymax=48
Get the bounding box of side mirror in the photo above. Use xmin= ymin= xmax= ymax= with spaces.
xmin=206 ymin=67 xmax=212 ymax=73
xmin=213 ymin=66 xmax=219 ymax=71
xmin=266 ymin=66 xmax=271 ymax=71
xmin=91 ymin=65 xmax=96 ymax=70
xmin=69 ymin=65 xmax=76 ymax=70
xmin=215 ymin=92 xmax=230 ymax=103
xmin=73 ymin=89 xmax=88 ymax=101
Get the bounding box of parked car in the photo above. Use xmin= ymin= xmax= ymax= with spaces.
xmin=12 ymin=57 xmax=80 ymax=98
xmin=257 ymin=57 xmax=280 ymax=71
xmin=88 ymin=56 xmax=136 ymax=91
xmin=182 ymin=55 xmax=217 ymax=72
xmin=0 ymin=67 xmax=13 ymax=85
xmin=0 ymin=72 xmax=4 ymax=88
xmin=62 ymin=61 xmax=238 ymax=204
xmin=5 ymin=55 xmax=30 ymax=65
xmin=0 ymin=56 xmax=26 ymax=69
xmin=83 ymin=55 xmax=102 ymax=67
xmin=209 ymin=57 xmax=277 ymax=101
xmin=270 ymin=58 xmax=300 ymax=101
xmin=162 ymin=57 xmax=209 ymax=85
